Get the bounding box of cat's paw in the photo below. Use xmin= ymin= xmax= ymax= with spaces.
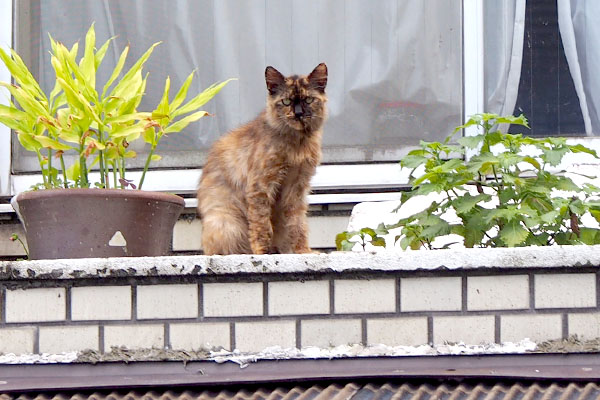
xmin=250 ymin=245 xmax=279 ymax=255
xmin=295 ymin=247 xmax=320 ymax=254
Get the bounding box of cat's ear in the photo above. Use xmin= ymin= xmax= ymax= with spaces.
xmin=308 ymin=63 xmax=328 ymax=93
xmin=265 ymin=66 xmax=285 ymax=95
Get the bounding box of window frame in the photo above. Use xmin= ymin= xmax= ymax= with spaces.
xmin=2 ymin=1 xmax=597 ymax=203
xmin=0 ymin=1 xmax=12 ymax=197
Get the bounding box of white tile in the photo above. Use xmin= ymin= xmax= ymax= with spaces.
xmin=137 ymin=284 xmax=198 ymax=319
xmin=501 ymin=314 xmax=562 ymax=342
xmin=0 ymin=327 xmax=35 ymax=354
xmin=104 ymin=324 xmax=164 ymax=350
xmin=6 ymin=288 xmax=66 ymax=323
xmin=367 ymin=317 xmax=428 ymax=346
xmin=170 ymin=322 xmax=230 ymax=351
xmin=39 ymin=326 xmax=99 ymax=353
xmin=308 ymin=216 xmax=351 ymax=248
xmin=268 ymin=281 xmax=329 ymax=315
xmin=71 ymin=286 xmax=131 ymax=321
xmin=235 ymin=321 xmax=296 ymax=352
xmin=203 ymin=282 xmax=263 ymax=317
xmin=468 ymin=275 xmax=529 ymax=310
xmin=433 ymin=316 xmax=495 ymax=345
xmin=173 ymin=219 xmax=202 ymax=251
xmin=334 ymin=279 xmax=396 ymax=314
xmin=0 ymin=224 xmax=27 ymax=257
xmin=535 ymin=274 xmax=596 ymax=308
xmin=568 ymin=313 xmax=600 ymax=339
xmin=401 ymin=277 xmax=461 ymax=312
xmin=301 ymin=319 xmax=362 ymax=347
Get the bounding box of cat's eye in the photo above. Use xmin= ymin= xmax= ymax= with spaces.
xmin=304 ymin=97 xmax=314 ymax=104
xmin=281 ymin=98 xmax=292 ymax=106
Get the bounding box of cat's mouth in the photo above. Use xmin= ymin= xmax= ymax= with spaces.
xmin=283 ymin=113 xmax=318 ymax=131
xmin=290 ymin=116 xmax=311 ymax=129
xmin=294 ymin=113 xmax=315 ymax=123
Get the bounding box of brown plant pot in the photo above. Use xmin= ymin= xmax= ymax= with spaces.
xmin=12 ymin=188 xmax=185 ymax=260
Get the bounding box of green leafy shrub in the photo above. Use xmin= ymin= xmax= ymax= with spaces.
xmin=336 ymin=224 xmax=389 ymax=252
xmin=336 ymin=113 xmax=600 ymax=251
xmin=0 ymin=24 xmax=233 ymax=189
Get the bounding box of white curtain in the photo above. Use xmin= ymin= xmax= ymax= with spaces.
xmin=558 ymin=0 xmax=600 ymax=136
xmin=14 ymin=0 xmax=463 ymax=173
xmin=484 ymin=0 xmax=526 ymax=119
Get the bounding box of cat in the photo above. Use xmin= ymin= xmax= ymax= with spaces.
xmin=197 ymin=63 xmax=328 ymax=255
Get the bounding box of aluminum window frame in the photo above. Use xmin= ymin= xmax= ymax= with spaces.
xmin=0 ymin=1 xmax=12 ymax=197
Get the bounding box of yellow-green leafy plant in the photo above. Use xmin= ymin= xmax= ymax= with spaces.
xmin=0 ymin=23 xmax=233 ymax=189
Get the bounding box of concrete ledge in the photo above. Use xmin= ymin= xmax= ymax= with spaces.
xmin=0 ymin=245 xmax=599 ymax=357
xmin=0 ymin=245 xmax=599 ymax=280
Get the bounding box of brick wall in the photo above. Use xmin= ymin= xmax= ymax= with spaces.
xmin=0 ymin=246 xmax=599 ymax=355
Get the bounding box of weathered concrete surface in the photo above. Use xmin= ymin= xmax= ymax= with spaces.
xmin=0 ymin=245 xmax=599 ymax=280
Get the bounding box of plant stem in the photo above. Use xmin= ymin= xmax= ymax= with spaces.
xmin=112 ymin=161 xmax=118 ymax=189
xmin=47 ymin=148 xmax=53 ymax=187
xmin=491 ymin=165 xmax=503 ymax=190
xmin=80 ymin=154 xmax=89 ymax=187
xmin=80 ymin=147 xmax=89 ymax=188
xmin=17 ymin=236 xmax=28 ymax=258
xmin=97 ymin=127 xmax=106 ymax=188
xmin=483 ymin=232 xmax=494 ymax=241
xmin=119 ymin=157 xmax=125 ymax=186
xmin=59 ymin=155 xmax=68 ymax=188
xmin=138 ymin=145 xmax=155 ymax=190
xmin=36 ymin=151 xmax=49 ymax=188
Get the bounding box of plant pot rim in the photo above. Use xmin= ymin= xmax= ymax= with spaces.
xmin=14 ymin=188 xmax=185 ymax=206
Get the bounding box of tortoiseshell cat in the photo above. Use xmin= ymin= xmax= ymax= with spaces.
xmin=197 ymin=63 xmax=328 ymax=255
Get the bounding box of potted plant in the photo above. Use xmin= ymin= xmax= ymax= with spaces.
xmin=337 ymin=113 xmax=600 ymax=250
xmin=0 ymin=24 xmax=233 ymax=259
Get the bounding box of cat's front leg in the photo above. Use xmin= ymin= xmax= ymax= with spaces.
xmin=246 ymin=193 xmax=274 ymax=254
xmin=287 ymin=211 xmax=311 ymax=253
xmin=285 ymin=199 xmax=312 ymax=253
xmin=277 ymin=171 xmax=314 ymax=254
xmin=246 ymin=164 xmax=287 ymax=254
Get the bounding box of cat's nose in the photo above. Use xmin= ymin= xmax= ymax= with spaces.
xmin=294 ymin=104 xmax=303 ymax=118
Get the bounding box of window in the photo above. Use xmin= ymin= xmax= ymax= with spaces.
xmin=2 ymin=1 xmax=598 ymax=198
xmin=484 ymin=0 xmax=600 ymax=138
xmin=10 ymin=1 xmax=461 ymax=174
xmin=13 ymin=0 xmax=463 ymax=172
xmin=512 ymin=0 xmax=584 ymax=136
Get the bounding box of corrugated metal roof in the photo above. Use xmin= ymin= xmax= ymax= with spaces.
xmin=2 ymin=382 xmax=600 ymax=400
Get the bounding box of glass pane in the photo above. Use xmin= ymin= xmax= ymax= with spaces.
xmin=512 ymin=0 xmax=584 ymax=136
xmin=484 ymin=0 xmax=587 ymax=137
xmin=13 ymin=0 xmax=462 ymax=173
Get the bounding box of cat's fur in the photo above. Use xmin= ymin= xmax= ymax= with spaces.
xmin=197 ymin=63 xmax=328 ymax=255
